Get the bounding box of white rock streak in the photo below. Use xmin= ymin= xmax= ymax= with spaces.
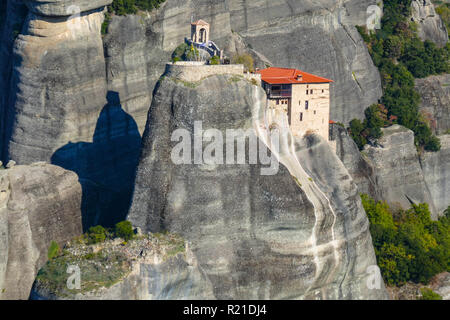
xmin=251 ymin=87 xmax=340 ymax=297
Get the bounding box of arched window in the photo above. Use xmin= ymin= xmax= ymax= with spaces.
xmin=199 ymin=28 xmax=207 ymax=43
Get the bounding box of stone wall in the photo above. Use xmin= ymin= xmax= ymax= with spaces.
xmin=165 ymin=62 xmax=244 ymax=82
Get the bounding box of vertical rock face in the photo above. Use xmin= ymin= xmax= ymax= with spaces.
xmin=0 ymin=0 xmax=28 ymax=163
xmin=420 ymin=135 xmax=450 ymax=215
xmin=3 ymin=0 xmax=140 ymax=228
xmin=103 ymin=14 xmax=168 ymax=134
xmin=0 ymin=163 xmax=82 ymax=300
xmin=415 ymin=74 xmax=450 ymax=135
xmin=361 ymin=125 xmax=436 ymax=216
xmin=103 ymin=0 xmax=382 ymax=126
xmin=332 ymin=125 xmax=450 ymax=218
xmin=411 ymin=0 xmax=448 ymax=47
xmin=331 ymin=124 xmax=377 ymax=196
xmin=6 ymin=10 xmax=108 ymax=162
xmin=128 ymin=74 xmax=387 ymax=299
xmin=23 ymin=0 xmax=113 ymax=16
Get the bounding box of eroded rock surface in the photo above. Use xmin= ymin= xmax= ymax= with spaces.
xmin=0 ymin=163 xmax=82 ymax=299
xmin=24 ymin=0 xmax=113 ymax=17
xmin=3 ymin=1 xmax=140 ymax=228
xmin=363 ymin=125 xmax=436 ymax=215
xmin=420 ymin=135 xmax=450 ymax=215
xmin=332 ymin=124 xmax=449 ymax=218
xmin=411 ymin=0 xmax=448 ymax=47
xmin=415 ymin=74 xmax=450 ymax=135
xmin=128 ymin=74 xmax=387 ymax=299
xmin=31 ymin=234 xmax=213 ymax=300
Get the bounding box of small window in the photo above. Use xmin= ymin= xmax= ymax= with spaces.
xmin=322 ymin=89 xmax=324 ymax=93
xmin=314 ymin=110 xmax=316 ymax=115
xmin=276 ymin=100 xmax=279 ymax=105
xmin=299 ymin=100 xmax=301 ymax=105
xmin=300 ymin=113 xmax=303 ymax=121
xmin=305 ymin=101 xmax=309 ymax=110
xmin=311 ymin=89 xmax=314 ymax=94
xmin=306 ymin=90 xmax=309 ymax=95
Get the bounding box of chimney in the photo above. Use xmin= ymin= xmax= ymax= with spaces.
xmin=297 ymin=74 xmax=303 ymax=81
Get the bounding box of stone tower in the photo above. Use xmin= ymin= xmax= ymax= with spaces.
xmin=191 ymin=19 xmax=210 ymax=44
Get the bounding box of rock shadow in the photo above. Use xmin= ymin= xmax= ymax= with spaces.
xmin=51 ymin=91 xmax=141 ymax=231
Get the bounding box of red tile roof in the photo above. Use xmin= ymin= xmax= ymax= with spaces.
xmin=257 ymin=67 xmax=333 ymax=84
xmin=191 ymin=19 xmax=209 ymax=26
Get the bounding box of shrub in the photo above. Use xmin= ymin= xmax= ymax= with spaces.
xmin=47 ymin=241 xmax=60 ymax=260
xmin=231 ymin=54 xmax=254 ymax=72
xmin=101 ymin=11 xmax=112 ymax=35
xmin=420 ymin=288 xmax=442 ymax=300
xmin=185 ymin=44 xmax=200 ymax=61
xmin=87 ymin=225 xmax=107 ymax=244
xmin=209 ymin=55 xmax=220 ymax=65
xmin=114 ymin=221 xmax=134 ymax=241
xmin=172 ymin=43 xmax=189 ymax=62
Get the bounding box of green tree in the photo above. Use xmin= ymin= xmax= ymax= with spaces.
xmin=361 ymin=195 xmax=450 ymax=286
xmin=349 ymin=119 xmax=367 ymax=150
xmin=87 ymin=225 xmax=108 ymax=244
xmin=115 ymin=221 xmax=134 ymax=241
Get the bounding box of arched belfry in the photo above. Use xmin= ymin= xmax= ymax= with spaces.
xmin=191 ymin=19 xmax=210 ymax=44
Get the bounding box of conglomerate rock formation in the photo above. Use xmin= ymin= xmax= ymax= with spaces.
xmin=411 ymin=0 xmax=448 ymax=47
xmin=332 ymin=124 xmax=450 ymax=219
xmin=415 ymin=74 xmax=450 ymax=135
xmin=0 ymin=0 xmax=449 ymax=300
xmin=0 ymin=163 xmax=82 ymax=300
xmin=128 ymin=74 xmax=388 ymax=300
xmin=1 ymin=0 xmax=140 ymax=228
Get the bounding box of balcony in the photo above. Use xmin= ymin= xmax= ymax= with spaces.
xmin=268 ymin=90 xmax=292 ymax=98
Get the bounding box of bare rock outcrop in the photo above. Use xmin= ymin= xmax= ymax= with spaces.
xmin=23 ymin=0 xmax=113 ymax=16
xmin=411 ymin=0 xmax=448 ymax=47
xmin=420 ymin=134 xmax=450 ymax=215
xmin=332 ymin=124 xmax=449 ymax=218
xmin=415 ymin=74 xmax=450 ymax=135
xmin=2 ymin=0 xmax=140 ymax=228
xmin=363 ymin=125 xmax=436 ymax=215
xmin=31 ymin=234 xmax=214 ymax=300
xmin=0 ymin=163 xmax=82 ymax=299
xmin=128 ymin=74 xmax=387 ymax=299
